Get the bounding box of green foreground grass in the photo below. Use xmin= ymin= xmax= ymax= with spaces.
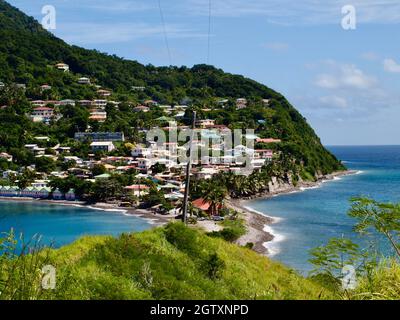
xmin=1 ymin=223 xmax=332 ymax=300
xmin=2 ymin=222 xmax=400 ymax=300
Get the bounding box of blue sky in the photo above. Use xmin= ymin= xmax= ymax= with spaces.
xmin=7 ymin=0 xmax=400 ymax=145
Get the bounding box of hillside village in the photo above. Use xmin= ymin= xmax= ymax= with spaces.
xmin=0 ymin=62 xmax=282 ymax=218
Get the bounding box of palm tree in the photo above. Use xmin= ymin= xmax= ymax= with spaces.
xmin=202 ymin=185 xmax=228 ymax=216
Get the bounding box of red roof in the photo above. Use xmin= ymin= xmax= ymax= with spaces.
xmin=33 ymin=107 xmax=53 ymax=111
xmin=124 ymin=185 xmax=149 ymax=190
xmin=256 ymin=138 xmax=281 ymax=143
xmin=192 ymin=198 xmax=212 ymax=211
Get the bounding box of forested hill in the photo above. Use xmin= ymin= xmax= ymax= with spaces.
xmin=0 ymin=0 xmax=344 ymax=176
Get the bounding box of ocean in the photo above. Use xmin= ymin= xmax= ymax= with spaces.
xmin=246 ymin=145 xmax=400 ymax=274
xmin=0 ymin=202 xmax=152 ymax=248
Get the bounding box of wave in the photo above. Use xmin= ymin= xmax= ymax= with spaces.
xmin=262 ymin=224 xmax=286 ymax=257
xmin=242 ymin=205 xmax=284 ymax=223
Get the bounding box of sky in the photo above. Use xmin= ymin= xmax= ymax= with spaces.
xmin=7 ymin=0 xmax=400 ymax=145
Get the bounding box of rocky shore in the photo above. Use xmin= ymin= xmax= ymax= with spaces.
xmin=227 ymin=170 xmax=357 ymax=255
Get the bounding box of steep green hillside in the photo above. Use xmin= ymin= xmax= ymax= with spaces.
xmin=0 ymin=0 xmax=344 ymax=176
xmin=0 ymin=223 xmax=333 ymax=300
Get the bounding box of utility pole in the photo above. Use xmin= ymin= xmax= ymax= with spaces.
xmin=182 ymin=111 xmax=197 ymax=224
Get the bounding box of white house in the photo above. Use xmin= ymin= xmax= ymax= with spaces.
xmin=89 ymin=110 xmax=107 ymax=122
xmin=59 ymin=99 xmax=76 ymax=106
xmin=55 ymin=63 xmax=69 ymax=72
xmin=137 ymin=158 xmax=153 ymax=171
xmin=97 ymin=89 xmax=112 ymax=97
xmin=78 ymin=77 xmax=91 ymax=85
xmin=92 ymin=100 xmax=108 ymax=109
xmin=196 ymin=119 xmax=215 ymax=128
xmin=132 ymin=146 xmax=151 ymax=158
xmin=90 ymin=141 xmax=115 ymax=153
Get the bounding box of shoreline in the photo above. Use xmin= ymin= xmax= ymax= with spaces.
xmin=227 ymin=169 xmax=358 ymax=256
xmin=0 ymin=170 xmax=358 ymax=256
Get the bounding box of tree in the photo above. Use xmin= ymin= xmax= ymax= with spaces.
xmin=202 ymin=185 xmax=228 ymax=216
xmin=34 ymin=157 xmax=56 ymax=173
xmin=150 ymin=163 xmax=166 ymax=174
xmin=92 ymin=164 xmax=106 ymax=176
xmin=16 ymin=169 xmax=36 ymax=189
xmin=89 ymin=178 xmax=123 ymax=202
xmin=349 ymin=197 xmax=400 ymax=258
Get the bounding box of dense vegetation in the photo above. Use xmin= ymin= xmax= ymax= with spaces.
xmin=0 ymin=0 xmax=344 ymax=178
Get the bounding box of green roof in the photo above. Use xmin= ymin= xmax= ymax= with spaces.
xmin=95 ymin=173 xmax=111 ymax=179
xmin=156 ymin=116 xmax=174 ymax=122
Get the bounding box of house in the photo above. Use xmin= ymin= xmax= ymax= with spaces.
xmin=236 ymin=98 xmax=247 ymax=105
xmin=89 ymin=110 xmax=107 ymax=122
xmin=0 ymin=186 xmax=19 ymax=197
xmin=65 ymin=189 xmax=76 ymax=201
xmin=31 ymin=100 xmax=46 ymax=107
xmin=78 ymin=100 xmax=92 ymax=107
xmin=55 ymin=63 xmax=69 ymax=71
xmin=256 ymin=138 xmax=282 ymax=144
xmin=196 ymin=119 xmax=215 ymax=128
xmin=59 ymin=99 xmax=76 ymax=106
xmin=124 ymin=184 xmax=149 ymax=197
xmin=262 ymin=99 xmax=271 ymax=106
xmin=40 ymin=84 xmax=52 ymax=91
xmin=137 ymin=158 xmax=153 ymax=171
xmin=144 ymin=100 xmax=158 ymax=107
xmin=30 ymin=107 xmax=54 ymax=122
xmin=75 ymin=132 xmax=125 ymax=142
xmin=55 ymin=63 xmax=69 ymax=72
xmin=0 ymin=82 xmax=5 ymax=89
xmin=92 ymin=100 xmax=108 ymax=109
xmin=2 ymin=170 xmax=17 ymax=179
xmin=35 ymin=136 xmax=50 ymax=142
xmin=132 ymin=146 xmax=151 ymax=158
xmin=90 ymin=141 xmax=115 ymax=153
xmin=195 ymin=167 xmax=219 ymax=180
xmin=133 ymin=105 xmax=150 ymax=113
xmin=131 ymin=86 xmax=146 ymax=91
xmin=78 ymin=77 xmax=91 ymax=85
xmin=0 ymin=152 xmax=13 ymax=162
xmin=97 ymin=89 xmax=111 ymax=97
xmin=192 ymin=198 xmax=222 ymax=216
xmin=31 ymin=180 xmax=49 ymax=189
xmin=52 ymin=188 xmax=63 ymax=200
xmin=254 ymin=149 xmax=273 ymax=161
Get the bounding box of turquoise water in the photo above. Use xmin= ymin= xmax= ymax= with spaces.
xmin=0 ymin=201 xmax=152 ymax=248
xmin=246 ymin=145 xmax=400 ymax=274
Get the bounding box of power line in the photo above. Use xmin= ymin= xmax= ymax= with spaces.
xmin=157 ymin=0 xmax=172 ymax=65
xmin=207 ymin=0 xmax=212 ymax=64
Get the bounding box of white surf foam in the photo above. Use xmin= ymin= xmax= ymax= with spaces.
xmin=262 ymin=224 xmax=286 ymax=257
xmin=242 ymin=205 xmax=284 ymax=223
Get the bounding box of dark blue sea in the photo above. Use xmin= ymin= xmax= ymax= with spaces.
xmin=246 ymin=145 xmax=400 ymax=274
xmin=0 ymin=202 xmax=151 ymax=248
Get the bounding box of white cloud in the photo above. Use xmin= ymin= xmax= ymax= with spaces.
xmin=315 ymin=63 xmax=376 ymax=90
xmin=383 ymin=58 xmax=400 ymax=73
xmin=319 ymin=95 xmax=348 ymax=108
